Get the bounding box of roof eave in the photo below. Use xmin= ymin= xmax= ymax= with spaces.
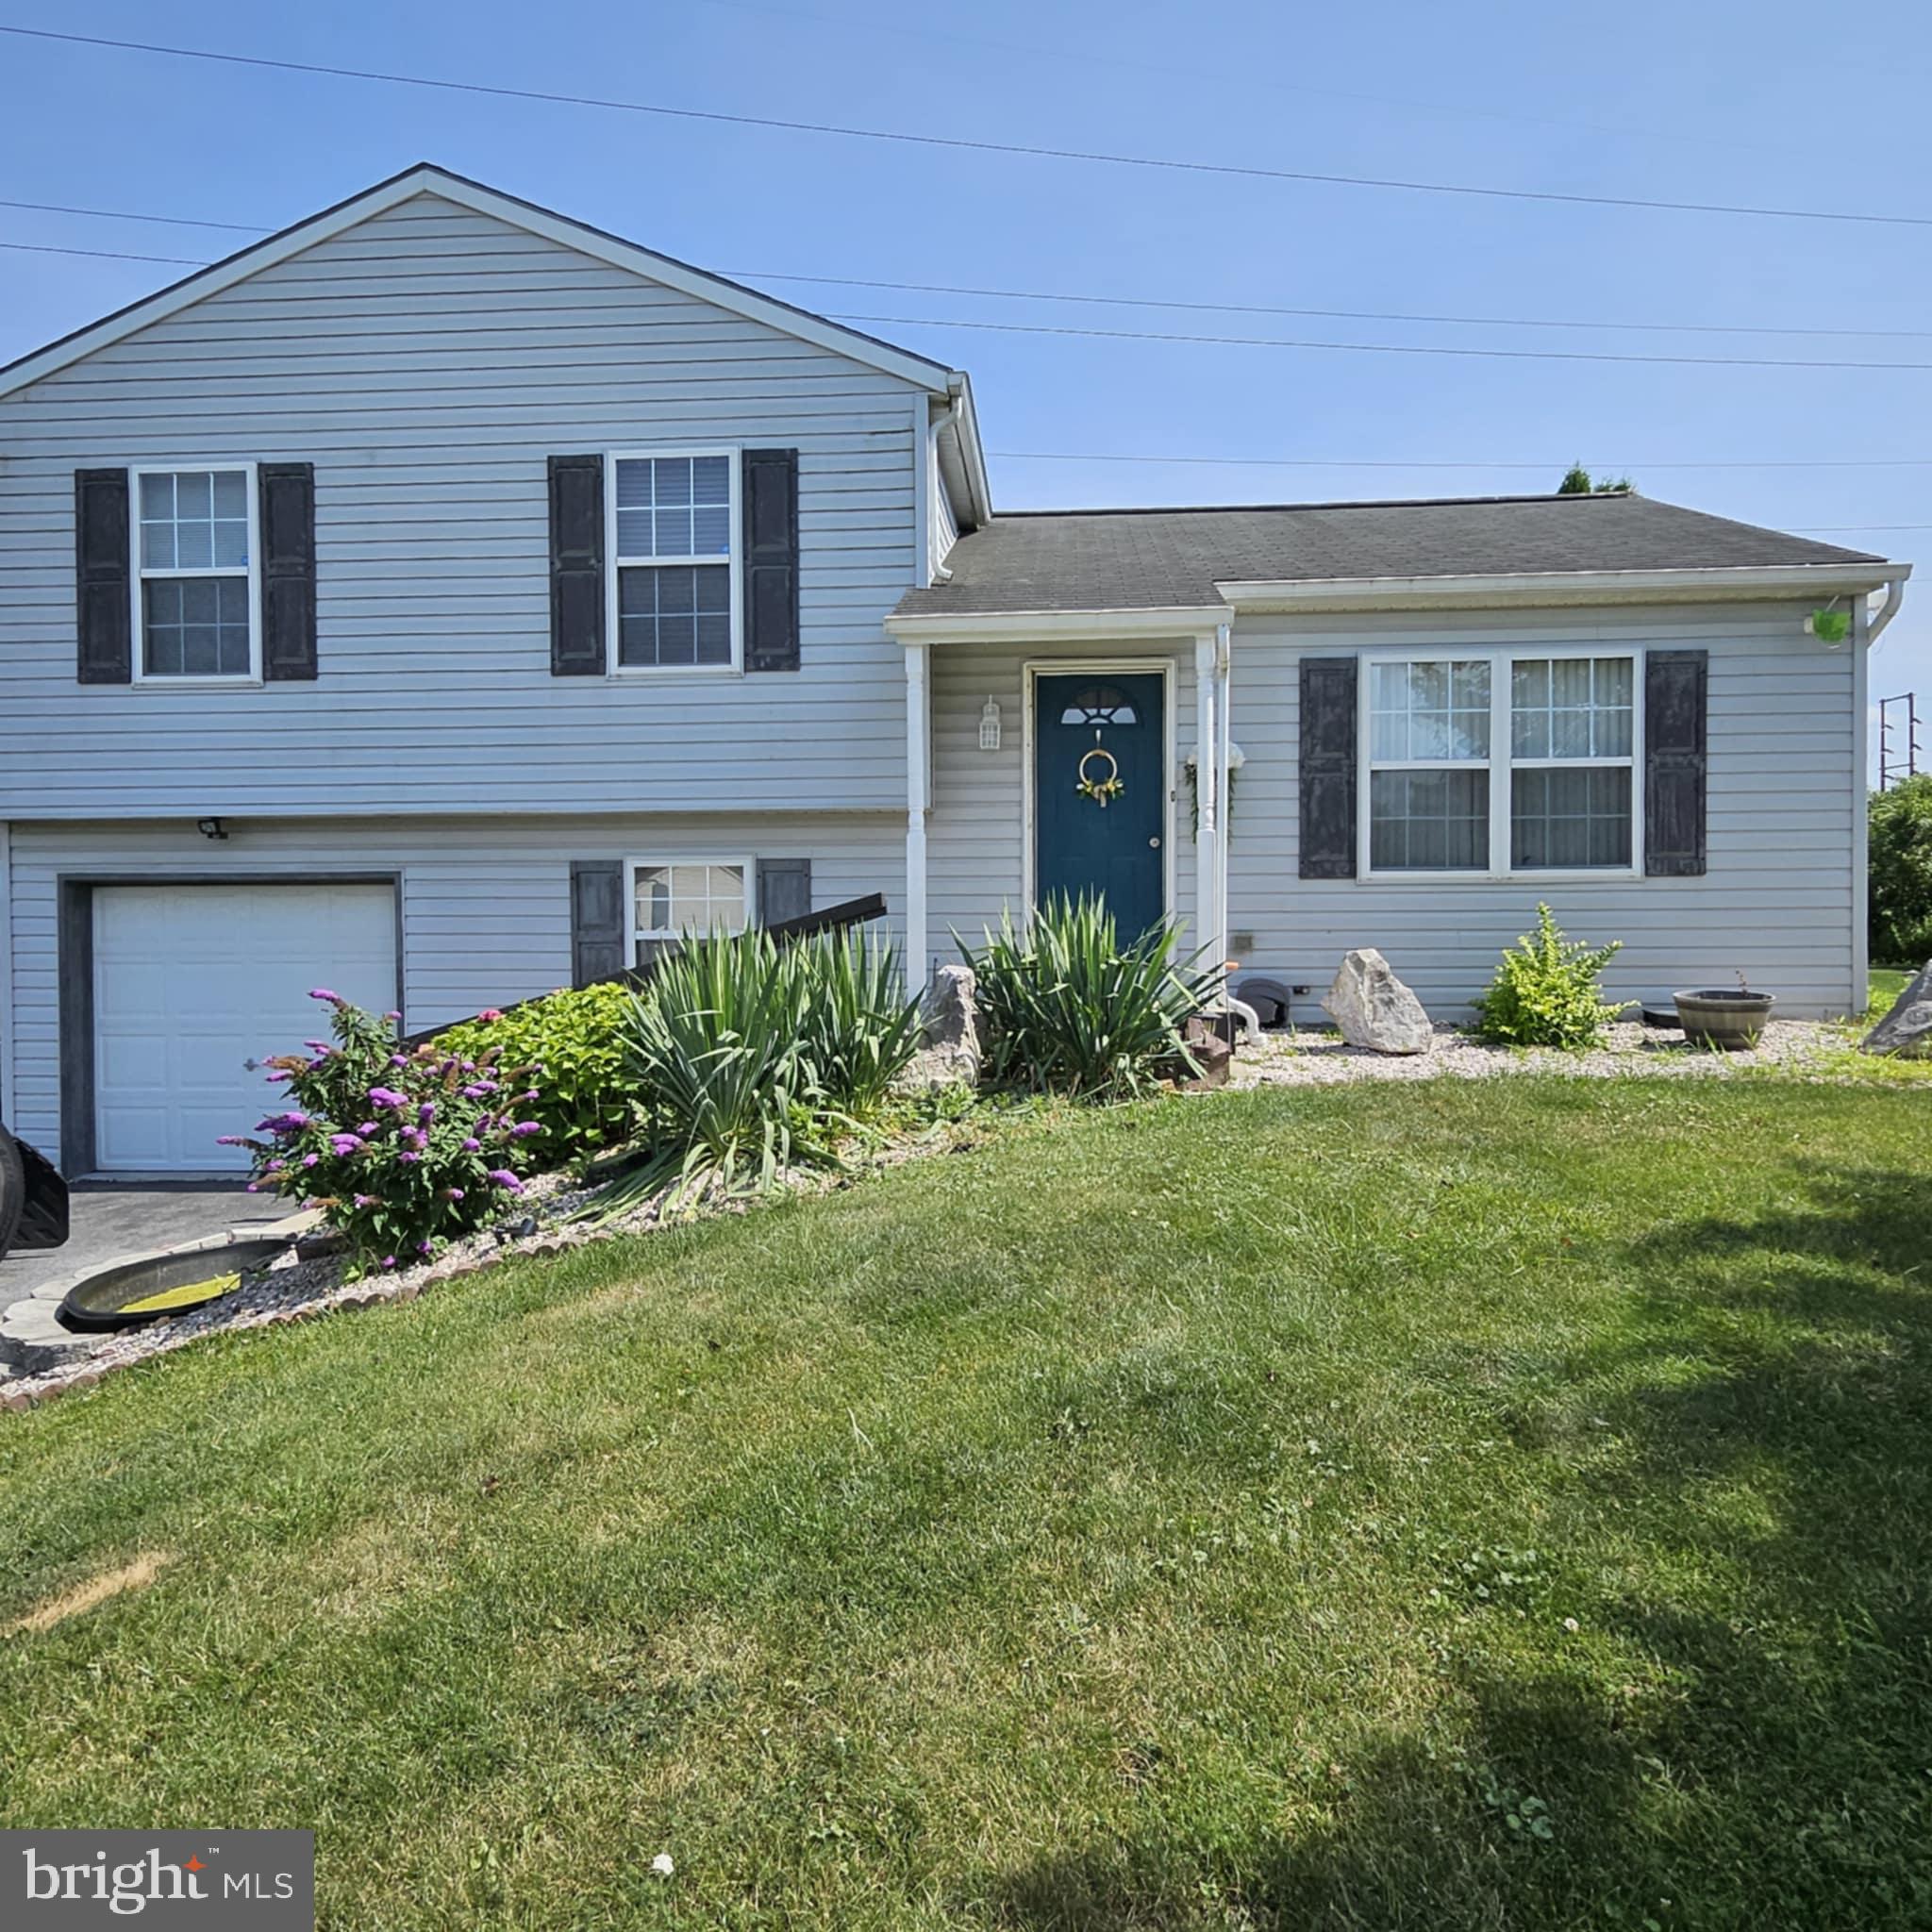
xmin=1214 ymin=561 xmax=1910 ymax=613
xmin=887 ymin=604 xmax=1230 ymax=641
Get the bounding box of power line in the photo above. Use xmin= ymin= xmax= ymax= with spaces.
xmin=693 ymin=0 xmax=1791 ymax=160
xmin=6 ymin=22 xmax=1932 ymax=233
xmin=990 ymin=451 xmax=1932 ymax=473
xmin=0 ymin=238 xmax=207 ymax=265
xmin=740 ymin=270 xmax=1932 ymax=345
xmin=9 ymin=231 xmax=1920 ymax=369
xmin=826 ymin=311 xmax=1932 ymax=373
xmin=0 ymin=195 xmax=261 ymax=233
xmin=13 ymin=198 xmax=1932 ymax=345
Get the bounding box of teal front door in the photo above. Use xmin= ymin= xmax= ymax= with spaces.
xmin=1034 ymin=671 xmax=1166 ymax=936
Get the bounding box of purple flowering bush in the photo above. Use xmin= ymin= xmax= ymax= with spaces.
xmin=221 ymin=991 xmax=545 ymax=1274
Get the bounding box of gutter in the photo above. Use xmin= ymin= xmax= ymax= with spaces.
xmin=1215 ymin=561 xmax=1913 ymax=613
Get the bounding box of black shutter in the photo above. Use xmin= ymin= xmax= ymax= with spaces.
xmin=1299 ymin=656 xmax=1358 ymax=879
xmin=758 ymin=858 xmax=812 ymax=926
xmin=570 ymin=860 xmax=626 ymax=986
xmin=258 ymin=462 xmax=317 ymax=680
xmin=75 ymin=468 xmax=131 ymax=684
xmin=1644 ymin=650 xmax=1707 ymax=876
xmin=742 ymin=447 xmax=800 ymax=673
xmin=549 ymin=455 xmax=605 ymax=675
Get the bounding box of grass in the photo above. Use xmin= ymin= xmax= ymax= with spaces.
xmin=1868 ymin=966 xmax=1912 ymax=1019
xmin=2 ymin=1079 xmax=1929 ymax=1929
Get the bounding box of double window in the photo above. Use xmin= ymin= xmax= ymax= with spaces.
xmin=609 ymin=451 xmax=739 ymax=673
xmin=626 ymin=858 xmax=749 ymax=965
xmin=1364 ymin=651 xmax=1639 ymax=875
xmin=133 ymin=465 xmax=258 ymax=681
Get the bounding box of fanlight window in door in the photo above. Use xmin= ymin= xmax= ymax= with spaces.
xmin=1058 ymin=684 xmax=1139 ymax=727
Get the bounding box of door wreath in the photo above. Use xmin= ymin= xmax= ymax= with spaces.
xmin=1075 ymin=745 xmax=1125 ymax=807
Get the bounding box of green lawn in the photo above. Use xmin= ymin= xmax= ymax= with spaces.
xmin=1869 ymin=966 xmax=1912 ymax=1019
xmin=3 ymin=1081 xmax=1928 ymax=1929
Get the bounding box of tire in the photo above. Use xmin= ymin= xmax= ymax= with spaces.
xmin=0 ymin=1126 xmax=24 ymax=1262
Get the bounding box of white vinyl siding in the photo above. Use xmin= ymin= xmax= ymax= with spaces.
xmin=0 ymin=192 xmax=927 ymax=817
xmin=1224 ymin=602 xmax=1860 ymax=1018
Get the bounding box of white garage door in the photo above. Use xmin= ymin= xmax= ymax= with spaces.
xmin=92 ymin=883 xmax=399 ymax=1174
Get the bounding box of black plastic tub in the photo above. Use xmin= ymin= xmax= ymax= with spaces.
xmin=58 ymin=1239 xmax=290 ymax=1333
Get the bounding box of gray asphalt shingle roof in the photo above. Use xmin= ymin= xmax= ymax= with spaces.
xmin=893 ymin=491 xmax=1884 ymax=617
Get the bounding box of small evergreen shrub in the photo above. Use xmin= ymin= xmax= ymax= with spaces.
xmin=1472 ymin=905 xmax=1624 ymax=1049
xmin=965 ymin=894 xmax=1219 ymax=1100
xmin=1869 ymin=776 xmax=1932 ymax=965
xmin=439 ymin=980 xmax=636 ymax=1157
xmin=222 ymin=991 xmax=543 ymax=1274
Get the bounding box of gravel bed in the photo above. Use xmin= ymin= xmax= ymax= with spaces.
xmin=1235 ymin=1018 xmax=1857 ymax=1089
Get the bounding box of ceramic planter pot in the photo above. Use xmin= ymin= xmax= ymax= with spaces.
xmin=1674 ymin=989 xmax=1775 ymax=1050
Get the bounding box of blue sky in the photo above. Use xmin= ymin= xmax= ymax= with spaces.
xmin=2 ymin=0 xmax=1926 ymax=771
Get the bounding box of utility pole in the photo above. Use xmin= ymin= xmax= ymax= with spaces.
xmin=1879 ymin=692 xmax=1921 ymax=790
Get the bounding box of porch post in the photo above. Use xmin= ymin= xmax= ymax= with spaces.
xmin=1213 ymin=621 xmax=1233 ymax=978
xmin=904 ymin=639 xmax=931 ymax=989
xmin=1193 ymin=634 xmax=1220 ymax=964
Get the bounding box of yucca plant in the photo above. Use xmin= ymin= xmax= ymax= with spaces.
xmin=587 ymin=928 xmax=829 ymax=1220
xmin=793 ymin=929 xmax=925 ymax=1118
xmin=964 ymin=894 xmax=1221 ymax=1100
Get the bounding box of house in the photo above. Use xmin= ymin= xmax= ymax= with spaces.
xmin=0 ymin=163 xmax=1907 ymax=1176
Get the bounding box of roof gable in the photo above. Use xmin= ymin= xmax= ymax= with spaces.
xmin=0 ymin=162 xmax=962 ymax=402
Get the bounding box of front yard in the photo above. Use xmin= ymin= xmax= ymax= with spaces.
xmin=2 ymin=1078 xmax=1927 ymax=1928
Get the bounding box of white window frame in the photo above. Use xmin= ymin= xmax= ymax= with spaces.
xmin=605 ymin=447 xmax=742 ymax=677
xmin=1357 ymin=644 xmax=1645 ymax=881
xmin=625 ymin=856 xmax=754 ymax=961
xmin=128 ymin=460 xmax=261 ymax=686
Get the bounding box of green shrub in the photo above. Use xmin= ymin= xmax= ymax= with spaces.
xmin=964 ymin=894 xmax=1219 ymax=1101
xmin=1870 ymin=776 xmax=1932 ymax=965
xmin=587 ymin=925 xmax=929 ymax=1218
xmin=439 ymin=980 xmax=636 ymax=1158
xmin=792 ymin=929 xmax=924 ymax=1118
xmin=222 ymin=991 xmax=543 ymax=1274
xmin=1472 ymin=905 xmax=1624 ymax=1049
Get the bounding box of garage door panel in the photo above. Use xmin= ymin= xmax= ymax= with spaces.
xmin=92 ymin=883 xmax=398 ymax=1174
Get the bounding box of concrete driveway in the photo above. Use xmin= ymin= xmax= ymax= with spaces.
xmin=0 ymin=1181 xmax=292 ymax=1322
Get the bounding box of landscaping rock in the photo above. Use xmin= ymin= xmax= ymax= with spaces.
xmin=905 ymin=963 xmax=982 ymax=1089
xmin=1176 ymin=1016 xmax=1234 ymax=1091
xmin=1322 ymin=950 xmax=1433 ymax=1055
xmin=1860 ymin=959 xmax=1932 ymax=1059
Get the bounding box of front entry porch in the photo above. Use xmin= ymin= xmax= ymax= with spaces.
xmin=889 ymin=611 xmax=1236 ymax=987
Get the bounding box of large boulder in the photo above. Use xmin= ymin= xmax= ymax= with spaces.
xmin=903 ymin=963 xmax=982 ymax=1089
xmin=1322 ymin=949 xmax=1434 ymax=1055
xmin=1860 ymin=959 xmax=1932 ymax=1060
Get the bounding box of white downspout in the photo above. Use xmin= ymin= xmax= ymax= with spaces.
xmin=1212 ymin=621 xmax=1233 ymax=977
xmin=1866 ymin=575 xmax=1907 ymax=644
xmin=904 ymin=640 xmax=931 ymax=991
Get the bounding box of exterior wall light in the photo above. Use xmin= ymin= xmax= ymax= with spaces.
xmin=979 ymin=697 xmax=1002 ymax=751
